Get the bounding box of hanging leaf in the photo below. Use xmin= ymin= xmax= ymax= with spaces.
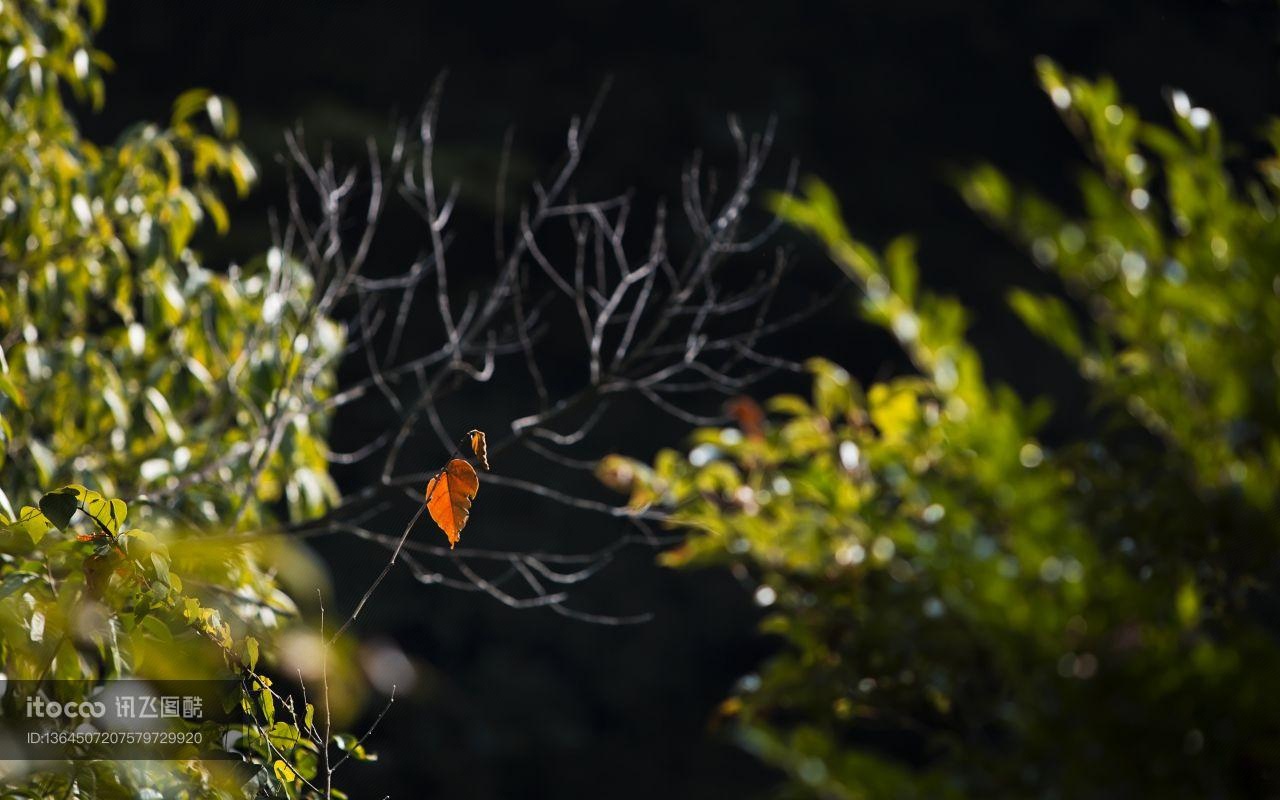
xmin=425 ymin=458 xmax=480 ymax=548
xmin=467 ymin=429 xmax=490 ymax=470
xmin=38 ymin=489 xmax=79 ymax=531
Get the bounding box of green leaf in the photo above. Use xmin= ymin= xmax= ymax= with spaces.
xmin=1177 ymin=581 xmax=1201 ymax=628
xmin=808 ymin=358 xmax=856 ymax=420
xmin=333 ymin=733 xmax=375 ymax=761
xmin=38 ymin=489 xmax=78 ymax=531
xmin=1008 ymin=289 xmax=1085 ymax=359
xmin=272 ymin=759 xmax=296 ymax=784
xmin=171 ymin=88 xmax=212 ymax=126
xmin=0 ymin=571 xmax=39 ymax=600
xmin=11 ymin=506 xmax=53 ymax=546
xmin=885 ymin=236 xmax=919 ymax=305
xmin=83 ymin=493 xmax=127 ymax=534
xmin=245 ymin=636 xmax=260 ymax=671
xmin=149 ymin=552 xmax=170 ymax=587
xmin=107 ymin=498 xmax=127 ymax=532
xmin=267 ymin=721 xmax=302 ymax=750
xmin=229 ymin=146 xmax=257 ymax=197
xmin=197 ymin=187 xmax=229 ymax=234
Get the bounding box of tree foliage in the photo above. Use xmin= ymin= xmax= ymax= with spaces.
xmin=613 ymin=62 xmax=1280 ymax=797
xmin=0 ymin=2 xmax=357 ymax=796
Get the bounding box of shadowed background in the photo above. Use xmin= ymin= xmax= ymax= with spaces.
xmin=87 ymin=2 xmax=1276 ymax=797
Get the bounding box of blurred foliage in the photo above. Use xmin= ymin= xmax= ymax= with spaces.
xmin=0 ymin=2 xmax=362 ymax=797
xmin=608 ymin=61 xmax=1280 ymax=797
xmin=0 ymin=0 xmax=341 ymax=528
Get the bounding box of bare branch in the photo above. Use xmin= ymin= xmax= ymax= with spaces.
xmin=202 ymin=84 xmax=812 ymax=629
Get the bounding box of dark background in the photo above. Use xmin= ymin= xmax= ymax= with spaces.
xmin=90 ymin=2 xmax=1276 ymax=797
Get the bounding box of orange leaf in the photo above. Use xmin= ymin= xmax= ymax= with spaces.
xmin=725 ymin=396 xmax=766 ymax=440
xmin=467 ymin=429 xmax=489 ymax=470
xmin=425 ymin=458 xmax=480 ymax=548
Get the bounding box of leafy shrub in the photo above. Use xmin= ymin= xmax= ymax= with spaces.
xmin=614 ymin=61 xmax=1280 ymax=797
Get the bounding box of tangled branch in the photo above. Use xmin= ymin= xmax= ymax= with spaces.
xmin=181 ymin=81 xmax=812 ymax=626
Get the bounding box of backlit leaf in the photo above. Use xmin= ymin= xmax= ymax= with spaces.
xmin=273 ymin=759 xmax=296 ymax=784
xmin=425 ymin=458 xmax=480 ymax=548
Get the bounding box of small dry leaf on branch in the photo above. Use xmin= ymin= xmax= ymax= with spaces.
xmin=467 ymin=429 xmax=490 ymax=470
xmin=725 ymin=396 xmax=767 ymax=441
